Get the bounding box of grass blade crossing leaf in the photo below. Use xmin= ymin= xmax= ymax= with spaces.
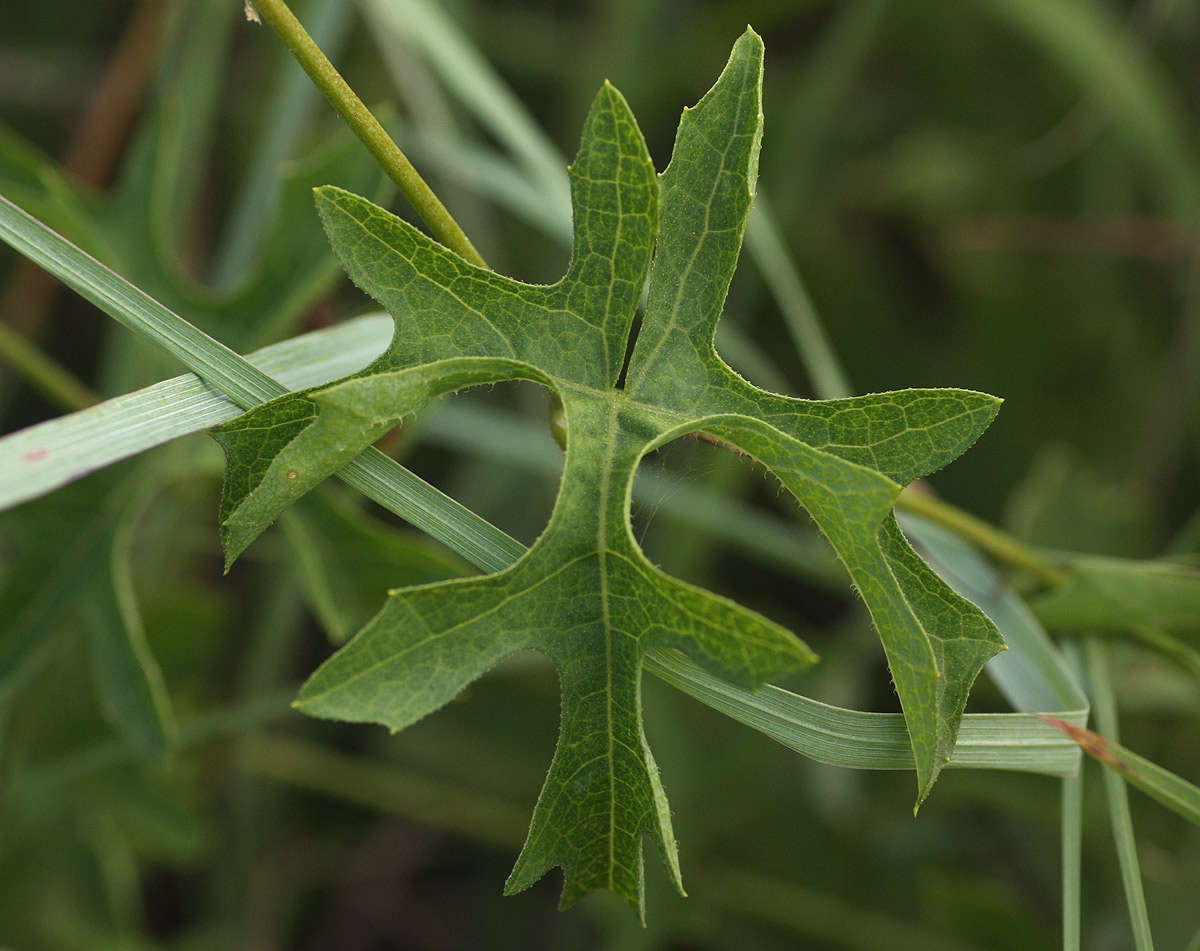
xmin=647 ymin=649 xmax=1083 ymax=775
xmin=0 ymin=315 xmax=391 ymax=511
xmin=0 ymin=192 xmax=522 ymax=572
xmin=1081 ymin=639 xmax=1154 ymax=948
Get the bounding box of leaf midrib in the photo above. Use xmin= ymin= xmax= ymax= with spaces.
xmin=595 ymin=398 xmax=620 ymax=886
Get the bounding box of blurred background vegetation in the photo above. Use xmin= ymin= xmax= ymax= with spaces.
xmin=1 ymin=0 xmax=1198 ymax=948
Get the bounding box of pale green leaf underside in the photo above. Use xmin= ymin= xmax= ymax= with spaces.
xmin=213 ymin=30 xmax=1004 ymax=912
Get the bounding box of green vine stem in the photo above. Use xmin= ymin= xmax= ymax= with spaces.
xmin=897 ymin=487 xmax=1067 ymax=587
xmin=247 ymin=0 xmax=487 ymax=269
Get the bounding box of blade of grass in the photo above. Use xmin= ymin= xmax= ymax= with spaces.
xmin=0 ymin=194 xmax=522 ymax=571
xmin=1084 ymin=638 xmax=1155 ymax=950
xmin=1062 ymin=770 xmax=1083 ymax=951
xmin=646 ymin=648 xmax=1085 ymax=775
xmin=0 ymin=195 xmax=285 ymax=407
xmin=0 ymin=314 xmax=391 ymax=510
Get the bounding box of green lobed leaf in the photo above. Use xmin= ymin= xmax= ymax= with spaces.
xmin=213 ymin=30 xmax=1004 ymax=912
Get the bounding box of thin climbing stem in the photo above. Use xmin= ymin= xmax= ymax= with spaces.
xmin=247 ymin=0 xmax=487 ymax=268
xmin=897 ymin=487 xmax=1067 ymax=587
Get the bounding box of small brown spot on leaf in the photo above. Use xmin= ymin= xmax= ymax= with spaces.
xmin=286 ymin=470 xmax=298 ymax=480
xmin=23 ymin=448 xmax=47 ymax=461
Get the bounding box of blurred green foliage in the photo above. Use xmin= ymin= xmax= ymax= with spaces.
xmin=1 ymin=0 xmax=1198 ymax=948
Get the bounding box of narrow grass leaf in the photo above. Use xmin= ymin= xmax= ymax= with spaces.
xmin=647 ymin=648 xmax=1083 ymax=775
xmin=1041 ymin=713 xmax=1200 ymax=829
xmin=1084 ymin=639 xmax=1155 ymax=950
xmin=1062 ymin=770 xmax=1083 ymax=951
xmin=0 ymin=315 xmax=391 ymax=510
xmin=0 ymin=193 xmax=523 ymax=572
